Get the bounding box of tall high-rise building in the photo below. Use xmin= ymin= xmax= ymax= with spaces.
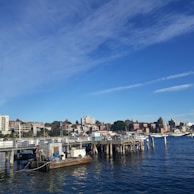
xmin=0 ymin=115 xmax=10 ymax=135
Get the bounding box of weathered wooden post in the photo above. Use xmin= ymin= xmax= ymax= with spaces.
xmin=151 ymin=136 xmax=155 ymax=148
xmin=10 ymin=150 xmax=14 ymax=168
xmin=146 ymin=138 xmax=149 ymax=150
xmin=122 ymin=145 xmax=125 ymax=155
xmin=120 ymin=144 xmax=122 ymax=154
xmin=93 ymin=144 xmax=98 ymax=155
xmin=5 ymin=152 xmax=8 ymax=163
xmin=164 ymin=136 xmax=167 ymax=145
xmin=109 ymin=143 xmax=113 ymax=158
xmin=4 ymin=151 xmax=8 ymax=169
xmin=140 ymin=140 xmax=144 ymax=151
xmin=106 ymin=144 xmax=109 ymax=155
xmin=133 ymin=142 xmax=136 ymax=152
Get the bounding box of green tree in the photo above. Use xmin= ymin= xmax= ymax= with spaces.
xmin=95 ymin=120 xmax=101 ymax=125
xmin=48 ymin=128 xmax=60 ymax=137
xmin=111 ymin=120 xmax=126 ymax=132
xmin=47 ymin=121 xmax=61 ymax=136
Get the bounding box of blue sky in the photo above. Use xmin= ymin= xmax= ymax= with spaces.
xmin=1 ymin=0 xmax=194 ymax=124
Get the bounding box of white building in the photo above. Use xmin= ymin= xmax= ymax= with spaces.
xmin=186 ymin=122 xmax=194 ymax=127
xmin=81 ymin=115 xmax=95 ymax=125
xmin=80 ymin=115 xmax=99 ymax=132
xmin=0 ymin=115 xmax=10 ymax=135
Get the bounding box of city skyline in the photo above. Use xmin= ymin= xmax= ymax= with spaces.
xmin=1 ymin=1 xmax=194 ymax=124
xmin=3 ymin=114 xmax=192 ymax=125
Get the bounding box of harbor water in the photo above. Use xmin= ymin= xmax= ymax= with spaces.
xmin=0 ymin=136 xmax=194 ymax=193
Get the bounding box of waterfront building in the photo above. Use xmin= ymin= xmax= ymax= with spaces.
xmin=0 ymin=115 xmax=10 ymax=135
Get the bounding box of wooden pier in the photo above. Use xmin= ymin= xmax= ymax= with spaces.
xmin=63 ymin=139 xmax=145 ymax=158
xmin=0 ymin=137 xmax=145 ymax=169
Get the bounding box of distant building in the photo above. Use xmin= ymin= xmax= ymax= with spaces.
xmin=145 ymin=127 xmax=150 ymax=133
xmin=9 ymin=120 xmax=44 ymax=137
xmin=81 ymin=115 xmax=95 ymax=125
xmin=62 ymin=121 xmax=72 ymax=134
xmin=30 ymin=122 xmax=44 ymax=137
xmin=169 ymin=119 xmax=180 ymax=127
xmin=9 ymin=120 xmax=20 ymax=131
xmin=0 ymin=115 xmax=10 ymax=135
xmin=80 ymin=115 xmax=99 ymax=133
xmin=186 ymin=122 xmax=194 ymax=127
xmin=133 ymin=123 xmax=140 ymax=130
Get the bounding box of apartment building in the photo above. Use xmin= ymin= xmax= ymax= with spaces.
xmin=0 ymin=115 xmax=10 ymax=135
xmin=81 ymin=115 xmax=95 ymax=125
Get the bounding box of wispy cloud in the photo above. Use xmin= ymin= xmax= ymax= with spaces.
xmin=157 ymin=71 xmax=194 ymax=81
xmin=1 ymin=1 xmax=194 ymax=104
xmin=154 ymin=84 xmax=193 ymax=94
xmin=147 ymin=71 xmax=194 ymax=84
xmin=92 ymin=71 xmax=194 ymax=95
xmin=92 ymin=83 xmax=143 ymax=95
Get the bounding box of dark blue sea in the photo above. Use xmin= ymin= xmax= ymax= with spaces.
xmin=0 ymin=136 xmax=194 ymax=194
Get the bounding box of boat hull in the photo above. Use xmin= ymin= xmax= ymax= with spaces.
xmin=28 ymin=156 xmax=92 ymax=172
xmin=49 ymin=156 xmax=92 ymax=169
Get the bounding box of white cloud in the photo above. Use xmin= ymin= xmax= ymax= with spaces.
xmin=154 ymin=84 xmax=192 ymax=94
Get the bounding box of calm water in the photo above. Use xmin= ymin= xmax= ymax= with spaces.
xmin=0 ymin=136 xmax=194 ymax=194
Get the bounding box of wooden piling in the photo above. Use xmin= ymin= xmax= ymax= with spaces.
xmin=10 ymin=150 xmax=14 ymax=167
xmin=109 ymin=143 xmax=113 ymax=158
xmin=122 ymin=145 xmax=125 ymax=155
xmin=164 ymin=136 xmax=167 ymax=145
xmin=5 ymin=152 xmax=8 ymax=163
xmin=151 ymin=136 xmax=155 ymax=148
xmin=120 ymin=145 xmax=122 ymax=154
xmin=93 ymin=144 xmax=98 ymax=155
xmin=106 ymin=144 xmax=109 ymax=155
xmin=140 ymin=140 xmax=144 ymax=151
xmin=146 ymin=138 xmax=149 ymax=150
